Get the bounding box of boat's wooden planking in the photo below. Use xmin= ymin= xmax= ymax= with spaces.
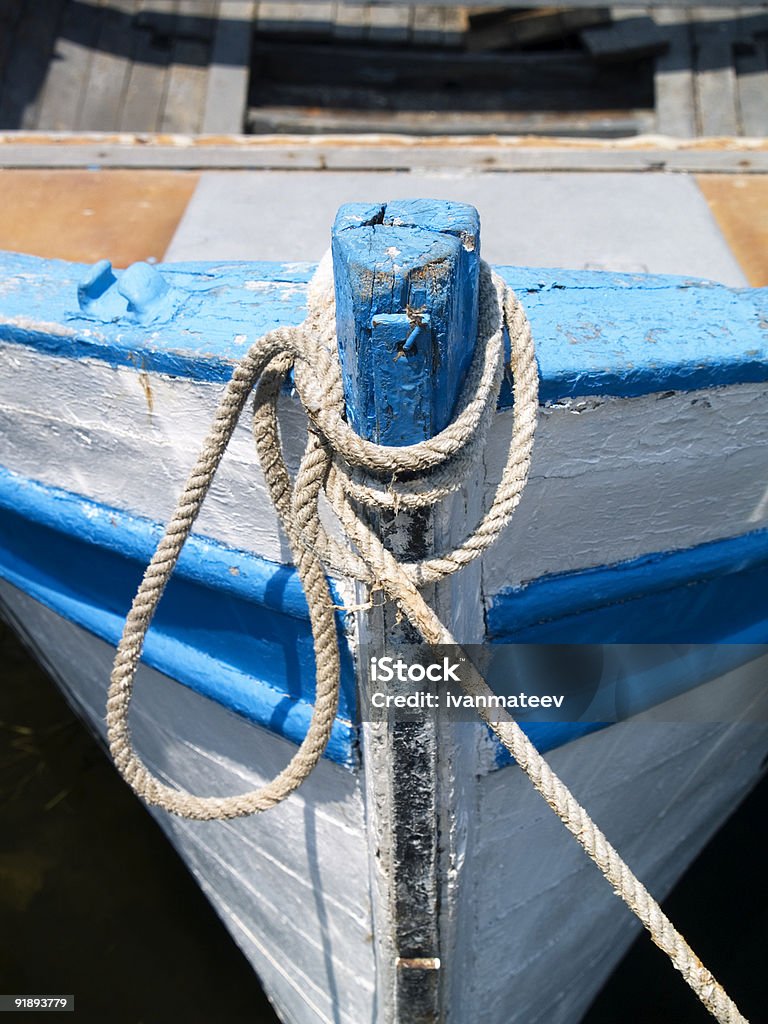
xmin=0 ymin=580 xmax=376 ymax=1024
xmin=463 ymin=658 xmax=768 ymax=1023
xmin=1 ymin=251 xmax=767 ymax=769
xmin=4 ymin=583 xmax=767 ymax=1024
xmin=0 ymin=252 xmax=764 ymax=395
xmin=1 ymin=340 xmax=765 ymax=597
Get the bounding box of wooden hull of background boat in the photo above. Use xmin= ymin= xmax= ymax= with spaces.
xmin=0 ymin=239 xmax=767 ymax=1023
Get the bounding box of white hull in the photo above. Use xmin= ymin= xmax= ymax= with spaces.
xmin=4 ymin=579 xmax=766 ymax=1024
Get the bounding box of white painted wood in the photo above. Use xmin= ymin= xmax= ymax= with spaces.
xmin=366 ymin=3 xmax=410 ymax=42
xmin=455 ymin=661 xmax=768 ymax=1022
xmin=333 ymin=2 xmax=370 ymax=40
xmin=1 ymin=345 xmax=765 ymax=595
xmin=692 ymin=7 xmax=740 ymax=136
xmin=481 ymin=382 xmax=768 ymax=593
xmin=654 ymin=6 xmax=697 ymax=137
xmin=202 ymin=0 xmax=257 ymax=135
xmin=164 ymin=170 xmax=747 ymax=284
xmin=0 ymin=582 xmax=375 ymax=1024
xmin=3 ymin=581 xmax=766 ymax=1024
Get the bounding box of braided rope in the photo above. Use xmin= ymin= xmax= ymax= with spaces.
xmin=107 ymin=256 xmax=747 ymax=1024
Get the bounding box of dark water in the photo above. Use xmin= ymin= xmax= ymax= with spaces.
xmin=1 ymin=620 xmax=765 ymax=1024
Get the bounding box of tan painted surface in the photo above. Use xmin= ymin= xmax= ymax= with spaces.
xmin=0 ymin=170 xmax=199 ymax=267
xmin=697 ymin=174 xmax=768 ymax=287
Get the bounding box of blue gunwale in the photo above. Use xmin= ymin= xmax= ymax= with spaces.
xmin=1 ymin=467 xmax=767 ymax=770
xmin=0 ymin=466 xmax=359 ymax=768
xmin=0 ymin=251 xmax=765 ymax=402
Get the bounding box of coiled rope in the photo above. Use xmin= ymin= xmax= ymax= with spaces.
xmin=107 ymin=254 xmax=747 ymax=1024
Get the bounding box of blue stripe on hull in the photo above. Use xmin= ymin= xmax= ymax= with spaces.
xmin=2 ymin=467 xmax=767 ymax=767
xmin=0 ymin=468 xmax=358 ymax=767
xmin=487 ymin=528 xmax=768 ymax=644
xmin=0 ymin=252 xmax=766 ymax=402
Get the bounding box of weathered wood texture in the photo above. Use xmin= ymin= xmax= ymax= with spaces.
xmin=1 ymin=134 xmax=767 ymax=171
xmin=697 ymin=173 xmax=768 ymax=285
xmin=332 ymin=201 xmax=481 ymax=1021
xmin=202 ymin=0 xmax=256 ymax=133
xmin=1 ymin=585 xmax=375 ymax=1024
xmin=461 ymin=662 xmax=768 ymax=1023
xmin=653 ymin=5 xmax=768 ymax=136
xmin=1 ymin=1 xmax=766 ymax=137
xmin=247 ymin=40 xmax=654 ymax=138
xmin=332 ymin=200 xmax=479 ymax=440
xmin=0 ymin=0 xmax=241 ymax=132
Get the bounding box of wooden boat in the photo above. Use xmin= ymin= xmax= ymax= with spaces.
xmin=0 ymin=197 xmax=766 ymax=1024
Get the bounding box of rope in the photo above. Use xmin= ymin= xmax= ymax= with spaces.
xmin=107 ymin=255 xmax=748 ymax=1024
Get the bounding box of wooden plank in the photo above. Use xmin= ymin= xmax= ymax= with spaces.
xmin=333 ymin=199 xmax=481 ymax=1022
xmin=246 ymin=102 xmax=654 ymax=137
xmin=257 ymin=1 xmax=337 ymax=37
xmin=120 ymin=34 xmax=172 ymax=131
xmin=696 ymin=174 xmax=768 ymax=286
xmin=334 ymin=2 xmax=369 ymax=40
xmin=202 ymin=0 xmax=256 ymax=134
xmin=1 ymin=135 xmax=767 ymax=173
xmin=0 ymin=0 xmax=66 ymax=129
xmin=0 ymin=169 xmax=198 ymax=266
xmin=161 ymin=38 xmax=209 ymax=133
xmin=175 ymin=0 xmax=218 ymax=40
xmin=37 ymin=0 xmax=105 ymax=130
xmin=692 ymin=6 xmax=739 ymax=135
xmin=469 ymin=7 xmax=612 ymax=52
xmin=120 ymin=0 xmax=177 ymax=132
xmin=654 ymin=6 xmax=696 ymax=136
xmin=735 ymin=37 xmax=768 ymax=137
xmin=367 ymin=2 xmax=411 ymax=42
xmin=136 ymin=0 xmax=206 ymax=38
xmin=410 ymin=5 xmax=445 ymax=46
xmin=582 ymin=7 xmax=668 ymax=61
xmin=77 ymin=0 xmax=138 ymax=131
xmin=441 ymin=5 xmax=470 ymax=46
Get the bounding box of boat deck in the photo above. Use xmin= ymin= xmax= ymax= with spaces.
xmin=0 ymin=2 xmax=767 ymax=137
xmin=0 ymin=167 xmax=766 ymax=288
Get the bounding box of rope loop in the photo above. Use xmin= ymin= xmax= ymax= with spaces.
xmin=107 ymin=257 xmax=530 ymax=819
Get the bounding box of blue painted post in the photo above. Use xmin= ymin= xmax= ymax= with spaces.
xmin=331 ymin=199 xmax=481 ymax=1023
xmin=332 ymin=199 xmax=480 ymax=444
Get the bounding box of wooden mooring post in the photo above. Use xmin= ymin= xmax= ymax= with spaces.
xmin=331 ymin=200 xmax=485 ymax=1023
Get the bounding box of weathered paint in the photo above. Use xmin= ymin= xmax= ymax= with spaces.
xmin=332 ymin=200 xmax=481 ymax=1023
xmin=462 ymin=663 xmax=768 ymax=1024
xmin=4 ymin=461 xmax=767 ymax=773
xmin=1 ymin=134 xmax=768 ymax=174
xmin=0 ymin=467 xmax=358 ymax=767
xmin=3 ymin=344 xmax=766 ymax=590
xmin=4 ymin=580 xmax=767 ymax=1024
xmin=2 ymin=215 xmax=768 ymax=1024
xmin=0 ymin=252 xmax=766 ymax=401
xmin=332 ymin=199 xmax=479 ymax=441
xmin=488 ymin=526 xmax=768 ymax=643
xmin=0 ymin=581 xmax=376 ymax=1024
